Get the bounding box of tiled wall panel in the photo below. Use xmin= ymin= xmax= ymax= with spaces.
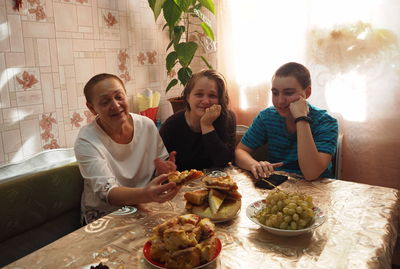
xmin=0 ymin=0 xmax=216 ymax=165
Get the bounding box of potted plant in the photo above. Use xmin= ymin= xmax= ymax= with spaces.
xmin=148 ymin=0 xmax=216 ymax=112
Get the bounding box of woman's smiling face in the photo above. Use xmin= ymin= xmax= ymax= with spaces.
xmin=86 ymin=78 xmax=129 ymax=126
xmin=186 ymin=77 xmax=219 ymax=117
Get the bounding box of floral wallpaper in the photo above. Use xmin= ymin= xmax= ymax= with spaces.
xmin=0 ymin=0 xmax=217 ymax=165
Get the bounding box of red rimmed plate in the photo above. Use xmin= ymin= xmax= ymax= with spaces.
xmin=143 ymin=238 xmax=222 ymax=269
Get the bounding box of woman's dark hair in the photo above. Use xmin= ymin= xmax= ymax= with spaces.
xmin=273 ymin=62 xmax=311 ymax=89
xmin=182 ymin=69 xmax=230 ymax=114
xmin=83 ymin=73 xmax=126 ymax=103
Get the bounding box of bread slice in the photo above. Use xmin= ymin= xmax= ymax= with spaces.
xmin=168 ymin=169 xmax=204 ymax=185
xmin=196 ymin=235 xmax=217 ymax=262
xmin=165 ymin=246 xmax=201 ymax=269
xmin=202 ymin=175 xmax=238 ymax=190
xmin=208 ymin=189 xmax=226 ymax=214
xmin=184 ymin=189 xmax=209 ymax=205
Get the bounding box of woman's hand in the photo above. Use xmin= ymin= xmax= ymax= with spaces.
xmin=250 ymin=161 xmax=284 ymax=179
xmin=200 ymin=104 xmax=221 ymax=127
xmin=154 ymin=151 xmax=177 ymax=175
xmin=144 ymin=174 xmax=180 ymax=203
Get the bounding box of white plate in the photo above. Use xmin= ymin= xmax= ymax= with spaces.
xmin=246 ymin=200 xmax=326 ymax=237
xmin=209 ymin=209 xmax=240 ymax=223
xmin=143 ymin=238 xmax=222 ymax=269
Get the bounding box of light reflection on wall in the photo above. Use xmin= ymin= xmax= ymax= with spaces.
xmin=0 ymin=69 xmax=11 ymax=97
xmin=1 ymin=68 xmax=24 ymax=124
xmin=325 ymin=71 xmax=367 ymax=122
xmin=0 ymin=23 xmax=9 ymax=41
xmin=12 ymin=136 xmax=35 ymax=163
xmin=238 ymin=87 xmax=249 ymax=110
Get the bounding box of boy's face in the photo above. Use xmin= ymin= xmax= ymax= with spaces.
xmin=271 ymin=75 xmax=310 ymax=118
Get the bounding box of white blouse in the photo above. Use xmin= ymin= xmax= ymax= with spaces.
xmin=74 ymin=113 xmax=168 ymax=223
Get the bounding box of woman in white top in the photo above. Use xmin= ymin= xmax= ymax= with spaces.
xmin=74 ymin=73 xmax=179 ymax=223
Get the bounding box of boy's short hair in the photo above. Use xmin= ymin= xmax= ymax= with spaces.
xmin=274 ymin=62 xmax=311 ymax=89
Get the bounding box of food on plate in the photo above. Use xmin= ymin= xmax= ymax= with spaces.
xmin=255 ymin=189 xmax=315 ymax=230
xmin=167 ymin=169 xmax=204 ymax=185
xmin=148 ymin=214 xmax=218 ymax=269
xmin=184 ymin=189 xmax=209 ymax=205
xmin=184 ymin=173 xmax=242 ymax=221
xmin=202 ymin=174 xmax=237 ymax=190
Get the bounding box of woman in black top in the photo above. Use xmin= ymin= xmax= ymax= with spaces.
xmin=159 ymin=69 xmax=236 ymax=171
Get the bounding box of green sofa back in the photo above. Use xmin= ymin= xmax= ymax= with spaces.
xmin=0 ymin=162 xmax=84 ymax=266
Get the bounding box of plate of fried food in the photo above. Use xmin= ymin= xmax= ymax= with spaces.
xmin=143 ymin=214 xmax=221 ymax=269
xmin=184 ymin=171 xmax=242 ymax=223
xmin=246 ymin=189 xmax=326 ymax=236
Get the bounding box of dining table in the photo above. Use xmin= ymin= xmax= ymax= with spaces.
xmin=3 ymin=165 xmax=399 ymax=269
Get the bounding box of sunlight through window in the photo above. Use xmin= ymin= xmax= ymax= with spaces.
xmin=229 ymin=0 xmax=308 ymax=110
xmin=225 ymin=0 xmax=385 ymax=121
xmin=325 ymin=71 xmax=367 ymax=122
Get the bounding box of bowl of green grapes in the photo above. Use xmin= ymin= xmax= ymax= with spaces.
xmin=246 ymin=189 xmax=326 ymax=236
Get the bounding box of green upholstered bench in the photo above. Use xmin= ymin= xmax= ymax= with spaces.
xmin=0 ymin=161 xmax=84 ymax=267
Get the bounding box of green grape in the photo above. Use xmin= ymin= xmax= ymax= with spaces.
xmin=296 ymin=206 xmax=303 ymax=214
xmin=277 ymin=200 xmax=284 ymax=209
xmin=256 ymin=190 xmax=316 ymax=230
xmin=271 ymin=205 xmax=278 ymax=213
xmin=287 ymin=208 xmax=296 ymax=215
xmin=292 ymin=213 xmax=299 ymax=221
xmin=284 ymin=215 xmax=292 ymax=223
xmin=280 ymin=221 xmax=289 ymax=229
xmin=298 ymin=219 xmax=307 ymax=227
xmin=270 ymin=215 xmax=278 ymax=227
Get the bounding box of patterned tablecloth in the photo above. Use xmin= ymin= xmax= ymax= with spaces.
xmin=5 ymin=166 xmax=399 ymax=269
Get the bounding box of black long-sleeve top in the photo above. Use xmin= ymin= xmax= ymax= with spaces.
xmin=159 ymin=110 xmax=236 ymax=171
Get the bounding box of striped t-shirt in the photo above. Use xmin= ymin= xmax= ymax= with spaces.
xmin=241 ymin=104 xmax=338 ymax=178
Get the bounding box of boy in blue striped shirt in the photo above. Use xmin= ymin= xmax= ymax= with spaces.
xmin=235 ymin=62 xmax=338 ymax=180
